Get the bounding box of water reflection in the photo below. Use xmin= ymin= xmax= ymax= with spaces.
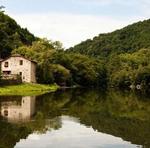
xmin=0 ymin=89 xmax=150 ymax=148
xmin=15 ymin=116 xmax=138 ymax=148
xmin=0 ymin=96 xmax=35 ymax=122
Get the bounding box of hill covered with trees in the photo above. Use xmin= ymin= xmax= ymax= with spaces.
xmin=67 ymin=19 xmax=150 ymax=90
xmin=68 ymin=19 xmax=150 ymax=59
xmin=0 ymin=11 xmax=150 ymax=90
xmin=0 ymin=12 xmax=37 ymax=58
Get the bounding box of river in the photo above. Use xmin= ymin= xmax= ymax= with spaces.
xmin=0 ymin=88 xmax=150 ymax=148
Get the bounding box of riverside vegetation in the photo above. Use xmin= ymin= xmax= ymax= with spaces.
xmin=0 ymin=11 xmax=150 ymax=90
xmin=0 ymin=83 xmax=59 ymax=96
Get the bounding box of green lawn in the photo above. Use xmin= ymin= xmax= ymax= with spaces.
xmin=0 ymin=83 xmax=59 ymax=96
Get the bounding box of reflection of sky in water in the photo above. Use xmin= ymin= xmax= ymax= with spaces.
xmin=15 ymin=116 xmax=140 ymax=148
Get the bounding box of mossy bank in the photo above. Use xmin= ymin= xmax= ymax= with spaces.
xmin=0 ymin=83 xmax=59 ymax=96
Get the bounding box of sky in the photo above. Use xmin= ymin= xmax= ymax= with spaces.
xmin=1 ymin=0 xmax=150 ymax=48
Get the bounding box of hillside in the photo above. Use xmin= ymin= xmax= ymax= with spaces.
xmin=0 ymin=12 xmax=37 ymax=58
xmin=0 ymin=12 xmax=105 ymax=87
xmin=68 ymin=19 xmax=150 ymax=58
xmin=67 ymin=19 xmax=150 ymax=89
xmin=0 ymin=11 xmax=149 ymax=89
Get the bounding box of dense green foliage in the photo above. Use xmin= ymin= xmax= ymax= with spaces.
xmin=107 ymin=48 xmax=150 ymax=89
xmin=0 ymin=12 xmax=36 ymax=58
xmin=12 ymin=39 xmax=107 ymax=87
xmin=67 ymin=19 xmax=150 ymax=89
xmin=68 ymin=19 xmax=150 ymax=58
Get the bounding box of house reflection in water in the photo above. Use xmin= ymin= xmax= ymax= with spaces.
xmin=0 ymin=96 xmax=35 ymax=123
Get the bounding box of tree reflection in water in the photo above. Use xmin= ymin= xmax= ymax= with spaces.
xmin=0 ymin=89 xmax=150 ymax=148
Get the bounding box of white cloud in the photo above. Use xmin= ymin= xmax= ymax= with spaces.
xmin=8 ymin=12 xmax=149 ymax=48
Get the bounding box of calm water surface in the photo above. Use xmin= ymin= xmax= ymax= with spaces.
xmin=0 ymin=89 xmax=150 ymax=148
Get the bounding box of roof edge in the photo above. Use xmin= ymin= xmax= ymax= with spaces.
xmin=1 ymin=54 xmax=37 ymax=64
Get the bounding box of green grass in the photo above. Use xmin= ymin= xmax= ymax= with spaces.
xmin=0 ymin=83 xmax=59 ymax=96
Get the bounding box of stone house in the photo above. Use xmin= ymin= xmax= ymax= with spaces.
xmin=1 ymin=55 xmax=36 ymax=83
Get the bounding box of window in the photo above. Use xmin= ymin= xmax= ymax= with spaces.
xmin=4 ymin=62 xmax=9 ymax=67
xmin=4 ymin=110 xmax=8 ymax=116
xmin=20 ymin=60 xmax=23 ymax=65
xmin=3 ymin=71 xmax=11 ymax=75
xmin=19 ymin=72 xmax=22 ymax=76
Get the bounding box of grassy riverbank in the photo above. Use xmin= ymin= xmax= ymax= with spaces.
xmin=0 ymin=83 xmax=59 ymax=96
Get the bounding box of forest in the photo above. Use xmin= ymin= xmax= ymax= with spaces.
xmin=0 ymin=11 xmax=150 ymax=90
